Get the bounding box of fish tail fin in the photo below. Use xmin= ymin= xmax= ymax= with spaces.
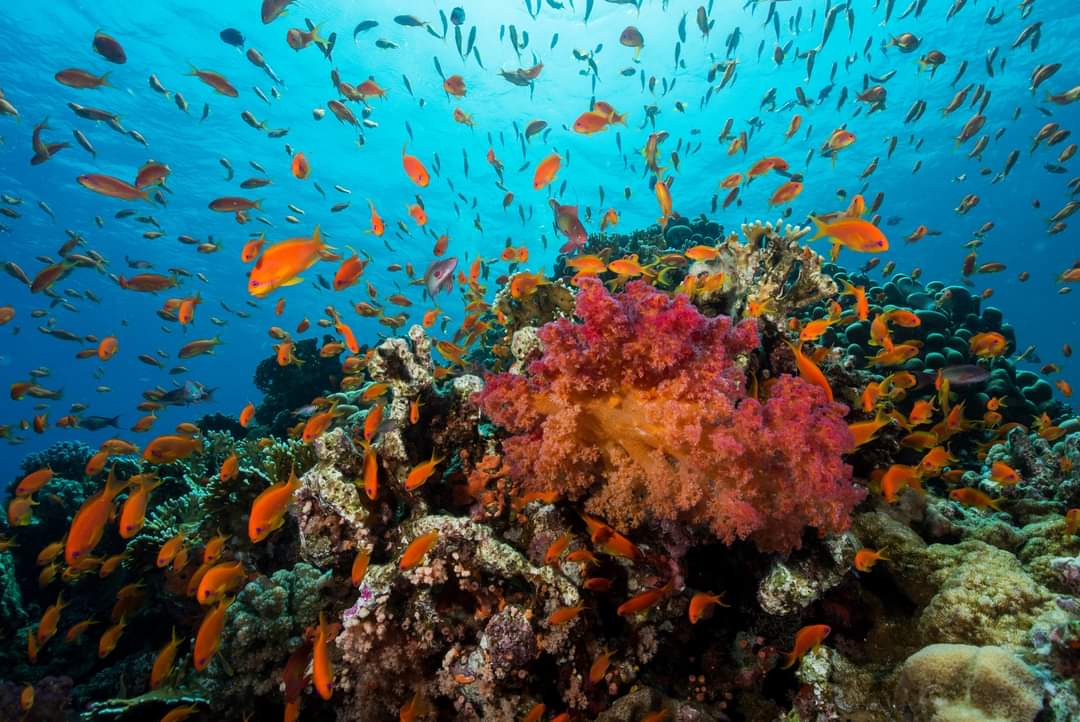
xmin=808 ymin=215 xmax=828 ymax=240
xmin=185 ymin=63 xmax=199 ymax=77
xmin=103 ymin=466 xmax=128 ymax=500
xmin=781 ymin=650 xmax=797 ymax=669
xmin=108 ymin=415 xmax=120 ymax=428
xmin=100 ymin=72 xmax=113 ymax=88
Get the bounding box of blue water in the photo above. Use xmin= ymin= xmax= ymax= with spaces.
xmin=0 ymin=0 xmax=1077 ymax=484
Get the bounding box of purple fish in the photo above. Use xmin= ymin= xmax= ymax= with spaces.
xmin=940 ymin=364 xmax=990 ymax=387
xmin=424 ymin=257 xmax=458 ymax=297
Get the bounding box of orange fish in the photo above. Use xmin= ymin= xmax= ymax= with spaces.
xmin=363 ymin=443 xmax=379 ymax=500
xmin=990 ymin=461 xmax=1021 ymax=485
xmin=544 ymin=532 xmax=572 ymax=565
xmin=918 ymin=446 xmax=956 ymax=476
xmin=443 ymin=74 xmax=466 ymax=96
xmin=654 ymin=177 xmax=674 ymax=229
xmin=144 ymin=434 xmax=202 ymax=464
xmin=547 ymin=604 xmax=587 ymax=626
xmin=302 ymin=408 xmax=335 ymax=444
xmin=197 ymin=561 xmax=247 ymax=605
xmin=399 ymin=690 xmax=430 ymax=722
xmin=881 ymin=464 xmax=923 ymax=503
xmin=688 ymin=591 xmax=729 ymax=624
xmin=98 ymin=617 xmax=126 ymax=658
xmin=156 ymin=532 xmax=186 ymax=568
xmin=334 ymin=253 xmax=367 ymax=291
xmin=404 ymin=454 xmax=443 ymax=491
xmin=241 ymin=235 xmax=265 ymax=263
xmin=399 ymin=530 xmax=439 ymax=570
xmin=810 ymin=216 xmax=888 ymax=254
xmin=799 ymin=317 xmax=837 ymax=342
xmin=840 ymin=280 xmax=869 ymax=320
xmin=160 ymin=705 xmax=201 ymax=722
xmin=617 ymin=579 xmax=674 ymax=617
xmin=351 ymin=548 xmax=370 ymax=586
xmin=65 ymin=469 xmax=128 ymax=565
xmin=533 ymin=152 xmax=562 ymax=190
xmin=510 ymin=271 xmax=549 ymax=300
xmin=239 ymin=402 xmax=256 ymax=428
xmin=97 ymin=336 xmax=118 ymax=361
xmin=248 ymin=226 xmax=329 ymax=298
xmin=364 ymin=402 xmax=384 ymax=443
xmin=194 ymin=600 xmax=230 ymax=671
xmin=522 ymin=703 xmax=546 ymax=722
xmin=118 ymin=475 xmax=163 ymax=538
xmin=949 ymin=487 xmax=1002 ymax=511
xmin=6 ymin=492 xmax=36 ymax=526
xmin=249 ymin=468 xmax=302 ymax=542
xmin=588 ymin=648 xmax=615 ymax=685
xmin=313 ymin=612 xmax=334 ymax=700
xmin=969 ymin=331 xmax=1007 ymax=358
xmin=291 ymin=152 xmax=310 ymax=179
xmin=36 ymin=591 xmax=68 ymax=645
xmin=402 ymin=145 xmax=430 ymax=187
xmin=781 ymin=624 xmax=831 ymax=669
xmin=769 ymin=180 xmax=803 ymax=206
xmin=1065 ymin=508 xmax=1080 ymax=536
xmin=853 ymin=547 xmax=888 ymax=572
xmin=640 ymin=711 xmax=671 ymax=722
xmin=151 ymin=627 xmax=182 ymax=689
xmin=64 ymin=618 xmax=98 ymax=643
xmin=16 ymin=467 xmax=53 ymax=496
xmin=785 ymin=340 xmax=834 ymax=402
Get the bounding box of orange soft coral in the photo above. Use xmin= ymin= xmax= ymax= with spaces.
xmin=476 ymin=279 xmax=863 ymax=553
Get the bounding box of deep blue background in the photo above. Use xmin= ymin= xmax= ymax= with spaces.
xmin=0 ymin=0 xmax=1077 ymax=484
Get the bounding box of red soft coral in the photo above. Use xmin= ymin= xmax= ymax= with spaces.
xmin=476 ymin=279 xmax=863 ymax=553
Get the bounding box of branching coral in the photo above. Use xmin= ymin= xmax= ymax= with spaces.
xmin=476 ymin=279 xmax=862 ymax=553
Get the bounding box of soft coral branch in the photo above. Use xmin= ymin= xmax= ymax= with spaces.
xmin=477 ymin=279 xmax=863 ymax=553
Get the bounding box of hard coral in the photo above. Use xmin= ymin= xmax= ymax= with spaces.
xmin=477 ymin=279 xmax=863 ymax=553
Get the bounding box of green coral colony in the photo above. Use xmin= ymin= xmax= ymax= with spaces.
xmin=2 ymin=4 xmax=1080 ymax=722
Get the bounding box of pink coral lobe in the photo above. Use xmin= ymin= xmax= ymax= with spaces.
xmin=476 ymin=279 xmax=863 ymax=553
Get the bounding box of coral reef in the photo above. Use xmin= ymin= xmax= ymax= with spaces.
xmin=207 ymin=563 xmax=332 ymax=709
xmin=253 ymin=337 xmax=342 ymax=437
xmin=893 ymin=644 xmax=1045 ymax=722
xmin=690 ymin=220 xmax=837 ymax=323
xmin=3 ymin=214 xmax=1078 ymax=722
xmin=492 ymin=277 xmax=576 ymax=336
xmin=477 ymin=278 xmax=863 ymax=552
xmin=331 ymin=514 xmax=580 ymax=720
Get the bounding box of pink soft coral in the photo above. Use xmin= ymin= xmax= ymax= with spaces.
xmin=476 ymin=279 xmax=863 ymax=553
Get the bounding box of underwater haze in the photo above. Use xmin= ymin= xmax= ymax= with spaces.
xmin=1 ymin=0 xmax=1080 ymax=720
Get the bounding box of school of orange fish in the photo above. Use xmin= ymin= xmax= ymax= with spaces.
xmin=2 ymin=0 xmax=1080 ymax=719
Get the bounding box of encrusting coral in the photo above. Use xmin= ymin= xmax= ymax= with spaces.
xmin=476 ymin=278 xmax=864 ymax=553
xmin=681 ymin=220 xmax=837 ymax=324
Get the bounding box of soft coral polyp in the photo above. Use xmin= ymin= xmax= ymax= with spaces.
xmin=477 ymin=279 xmax=864 ymax=553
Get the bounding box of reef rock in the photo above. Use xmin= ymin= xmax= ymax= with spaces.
xmin=696 ymin=219 xmax=837 ymax=323
xmin=757 ymin=533 xmax=860 ymax=615
xmin=333 ymin=514 xmax=580 ymax=721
